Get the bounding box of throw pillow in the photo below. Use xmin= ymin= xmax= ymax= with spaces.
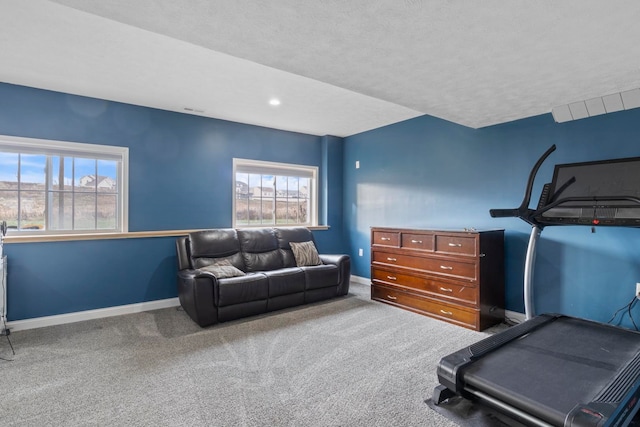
xmin=290 ymin=241 xmax=322 ymax=267
xmin=199 ymin=259 xmax=246 ymax=279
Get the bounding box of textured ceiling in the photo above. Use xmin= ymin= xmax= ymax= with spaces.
xmin=2 ymin=1 xmax=640 ymax=136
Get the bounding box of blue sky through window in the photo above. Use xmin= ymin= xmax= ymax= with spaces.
xmin=0 ymin=154 xmax=118 ymax=186
xmin=0 ymin=152 xmax=18 ymax=181
xmin=19 ymin=154 xmax=46 ymax=184
xmin=0 ymin=136 xmax=127 ymax=233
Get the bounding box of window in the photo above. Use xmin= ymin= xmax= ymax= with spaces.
xmin=0 ymin=135 xmax=128 ymax=235
xmin=233 ymin=158 xmax=318 ymax=227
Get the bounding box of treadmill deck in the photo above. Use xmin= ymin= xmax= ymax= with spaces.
xmin=451 ymin=316 xmax=640 ymax=426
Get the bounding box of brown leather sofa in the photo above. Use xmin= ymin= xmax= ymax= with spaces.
xmin=176 ymin=227 xmax=351 ymax=327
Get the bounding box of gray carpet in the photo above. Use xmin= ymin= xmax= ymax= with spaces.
xmin=0 ymin=282 xmax=505 ymax=426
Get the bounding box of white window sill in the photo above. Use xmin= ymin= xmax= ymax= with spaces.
xmin=4 ymin=225 xmax=330 ymax=243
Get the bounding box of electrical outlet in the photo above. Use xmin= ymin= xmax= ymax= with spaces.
xmin=358 ymin=248 xmax=363 ymax=256
xmin=636 ymin=283 xmax=640 ymax=299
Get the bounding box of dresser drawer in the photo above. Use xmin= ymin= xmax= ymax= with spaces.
xmin=372 ymin=267 xmax=424 ymax=288
xmin=435 ymin=235 xmax=476 ymax=256
xmin=372 ymin=230 xmax=400 ymax=247
xmin=400 ymin=232 xmax=434 ymax=251
xmin=424 ymin=279 xmax=478 ymax=305
xmin=372 ymin=251 xmax=477 ymax=281
xmin=371 ymin=267 xmax=478 ymax=306
xmin=372 ymin=285 xmax=478 ymax=329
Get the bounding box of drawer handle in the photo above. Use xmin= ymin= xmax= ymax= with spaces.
xmin=387 ymin=275 xmax=397 ymax=281
xmin=440 ymin=265 xmax=453 ymax=270
xmin=380 ymin=237 xmax=391 ymax=241
xmin=448 ymin=243 xmax=462 ymax=247
xmin=387 ymin=295 xmax=397 ymax=300
xmin=440 ymin=309 xmax=453 ymax=316
xmin=387 ymin=257 xmax=397 ymax=262
xmin=411 ymin=239 xmax=423 ymax=244
xmin=439 ymin=287 xmax=453 ymax=293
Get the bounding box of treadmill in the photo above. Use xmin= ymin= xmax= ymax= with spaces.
xmin=433 ymin=145 xmax=640 ymax=427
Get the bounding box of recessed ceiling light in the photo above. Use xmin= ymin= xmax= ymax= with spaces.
xmin=269 ymin=98 xmax=281 ymax=106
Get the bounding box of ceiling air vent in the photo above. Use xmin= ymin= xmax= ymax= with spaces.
xmin=183 ymin=107 xmax=205 ymax=114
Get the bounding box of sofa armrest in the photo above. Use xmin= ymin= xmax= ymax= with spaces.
xmin=319 ymin=254 xmax=351 ymax=296
xmin=177 ymin=269 xmax=219 ymax=327
xmin=319 ymin=254 xmax=348 ymax=266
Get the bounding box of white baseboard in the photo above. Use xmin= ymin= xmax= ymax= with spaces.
xmin=6 ymin=297 xmax=180 ymax=332
xmin=5 ymin=275 xmax=383 ymax=332
xmin=8 ymin=280 xmax=521 ymax=333
xmin=350 ymin=275 xmax=370 ymax=285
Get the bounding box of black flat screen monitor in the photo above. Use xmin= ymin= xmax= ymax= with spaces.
xmin=536 ymin=156 xmax=640 ymax=226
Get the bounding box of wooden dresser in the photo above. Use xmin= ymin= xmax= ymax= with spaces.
xmin=370 ymin=227 xmax=504 ymax=331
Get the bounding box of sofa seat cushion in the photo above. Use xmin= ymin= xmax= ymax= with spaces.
xmin=301 ymin=264 xmax=339 ymax=290
xmin=217 ymin=273 xmax=268 ymax=307
xmin=263 ymin=267 xmax=306 ymax=297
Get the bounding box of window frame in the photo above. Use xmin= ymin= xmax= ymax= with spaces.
xmin=232 ymin=158 xmax=318 ymax=228
xmin=0 ymin=134 xmax=129 ymax=236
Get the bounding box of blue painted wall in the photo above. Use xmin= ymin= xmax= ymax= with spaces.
xmin=0 ymin=83 xmax=346 ymax=321
xmin=315 ymin=135 xmax=345 ymax=253
xmin=4 ymin=79 xmax=640 ymax=329
xmin=344 ymin=109 xmax=640 ymax=328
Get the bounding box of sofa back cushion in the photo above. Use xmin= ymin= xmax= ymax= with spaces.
xmin=237 ymin=228 xmax=284 ymax=272
xmin=274 ymin=227 xmax=316 ymax=268
xmin=188 ymin=229 xmax=246 ymax=270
